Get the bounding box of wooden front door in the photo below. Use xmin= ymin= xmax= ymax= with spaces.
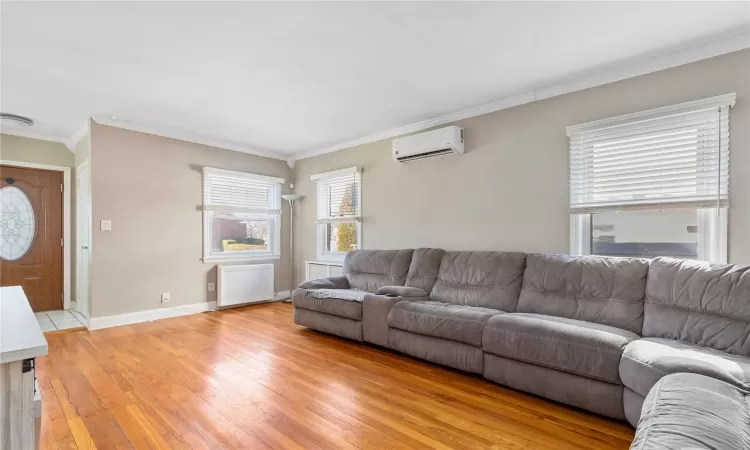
xmin=0 ymin=165 xmax=64 ymax=312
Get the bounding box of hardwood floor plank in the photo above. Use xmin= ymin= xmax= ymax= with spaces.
xmin=110 ymin=405 xmax=174 ymax=450
xmin=79 ymin=410 xmax=134 ymax=449
xmin=67 ymin=417 xmax=97 ymax=450
xmin=37 ymin=303 xmax=633 ymax=450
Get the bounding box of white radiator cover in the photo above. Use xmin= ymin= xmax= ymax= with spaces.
xmin=217 ymin=263 xmax=275 ymax=308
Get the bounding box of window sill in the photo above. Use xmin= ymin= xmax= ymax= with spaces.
xmin=305 ymin=260 xmax=344 ymax=267
xmin=202 ymin=254 xmax=281 ymax=263
xmin=316 ymin=253 xmax=346 ymax=264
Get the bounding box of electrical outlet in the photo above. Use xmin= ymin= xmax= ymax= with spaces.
xmin=207 ymin=282 xmax=215 ymax=292
xmin=161 ymin=292 xmax=170 ymax=303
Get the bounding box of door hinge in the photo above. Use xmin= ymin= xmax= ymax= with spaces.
xmin=61 ymin=183 xmax=64 ymax=192
xmin=61 ymin=238 xmax=64 ymax=247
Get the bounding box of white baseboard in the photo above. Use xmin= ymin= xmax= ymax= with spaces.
xmin=88 ymin=292 xmax=290 ymax=330
xmin=89 ymin=301 xmax=217 ymax=330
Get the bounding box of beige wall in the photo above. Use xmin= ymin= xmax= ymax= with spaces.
xmin=89 ymin=122 xmax=293 ymax=317
xmin=0 ymin=134 xmax=78 ymax=308
xmin=0 ymin=134 xmax=74 ymax=167
xmin=293 ymin=49 xmax=750 ymax=283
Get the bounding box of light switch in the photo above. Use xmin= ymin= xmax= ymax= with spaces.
xmin=100 ymin=220 xmax=112 ymax=231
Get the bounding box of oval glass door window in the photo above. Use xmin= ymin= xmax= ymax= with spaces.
xmin=0 ymin=186 xmax=36 ymax=260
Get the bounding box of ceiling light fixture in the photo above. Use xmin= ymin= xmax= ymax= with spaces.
xmin=0 ymin=113 xmax=34 ymax=127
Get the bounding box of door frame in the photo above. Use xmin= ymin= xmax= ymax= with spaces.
xmin=75 ymin=159 xmax=91 ymax=319
xmin=1 ymin=159 xmax=71 ymax=310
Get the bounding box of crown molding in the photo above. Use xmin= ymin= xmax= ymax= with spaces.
xmin=286 ymin=158 xmax=296 ymax=169
xmin=291 ymin=31 xmax=750 ymax=161
xmin=91 ymin=115 xmax=288 ymax=160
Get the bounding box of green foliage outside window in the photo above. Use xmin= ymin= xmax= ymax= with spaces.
xmin=336 ymin=189 xmax=357 ymax=252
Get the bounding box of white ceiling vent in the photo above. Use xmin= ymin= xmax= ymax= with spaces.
xmin=392 ymin=126 xmax=464 ymax=163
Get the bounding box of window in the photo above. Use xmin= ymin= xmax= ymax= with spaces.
xmin=567 ymin=94 xmax=734 ymax=263
xmin=202 ymin=167 xmax=283 ymax=262
xmin=312 ymin=167 xmax=362 ymax=261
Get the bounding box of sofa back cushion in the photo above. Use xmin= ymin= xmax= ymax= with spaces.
xmin=517 ymin=253 xmax=648 ymax=334
xmin=644 ymin=257 xmax=750 ymax=355
xmin=405 ymin=248 xmax=446 ymax=292
xmin=344 ymin=249 xmax=414 ymax=292
xmin=430 ymin=251 xmax=527 ymax=310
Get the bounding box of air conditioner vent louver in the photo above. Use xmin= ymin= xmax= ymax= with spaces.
xmin=392 ymin=126 xmax=464 ymax=163
xmin=396 ymin=148 xmax=454 ymax=162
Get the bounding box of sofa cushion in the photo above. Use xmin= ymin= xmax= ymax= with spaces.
xmin=293 ymin=308 xmax=363 ymax=342
xmin=430 ymin=251 xmax=527 ymax=310
xmin=619 ymin=337 xmax=750 ymax=398
xmin=387 ymin=301 xmax=501 ymax=347
xmin=344 ymin=249 xmax=414 ymax=293
xmin=404 ymin=248 xmax=446 ymax=293
xmin=292 ymin=288 xmax=365 ymax=320
xmin=630 ymin=373 xmax=750 ymax=450
xmin=389 ymin=328 xmax=484 ymax=374
xmin=483 ymin=313 xmax=638 ymax=384
xmin=484 ymin=353 xmax=626 ymax=420
xmin=517 ymin=253 xmax=648 ymax=334
xmin=643 ymin=257 xmax=750 ymax=355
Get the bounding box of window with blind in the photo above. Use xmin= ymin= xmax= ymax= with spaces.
xmin=311 ymin=167 xmax=362 ymax=260
xmin=567 ymin=94 xmax=735 ymax=263
xmin=202 ymin=167 xmax=284 ymax=261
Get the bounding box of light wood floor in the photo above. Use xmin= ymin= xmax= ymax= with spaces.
xmin=37 ymin=303 xmax=634 ymax=449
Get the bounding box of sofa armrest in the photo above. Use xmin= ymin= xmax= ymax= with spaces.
xmin=298 ymin=275 xmax=349 ymax=290
xmin=376 ymin=286 xmax=428 ymax=297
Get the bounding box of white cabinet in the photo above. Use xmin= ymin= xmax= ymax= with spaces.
xmin=304 ymin=261 xmax=344 ymax=281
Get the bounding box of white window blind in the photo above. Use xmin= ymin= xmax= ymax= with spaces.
xmin=312 ymin=167 xmax=362 ymax=224
xmin=203 ymin=167 xmax=282 ymax=214
xmin=567 ymin=94 xmax=735 ymax=214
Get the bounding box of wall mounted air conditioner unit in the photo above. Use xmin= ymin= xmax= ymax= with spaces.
xmin=392 ymin=126 xmax=464 ymax=163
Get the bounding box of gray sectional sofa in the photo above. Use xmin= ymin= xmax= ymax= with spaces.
xmin=292 ymin=249 xmax=750 ymax=448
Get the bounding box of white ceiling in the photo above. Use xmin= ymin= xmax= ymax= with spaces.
xmin=1 ymin=2 xmax=749 ymax=160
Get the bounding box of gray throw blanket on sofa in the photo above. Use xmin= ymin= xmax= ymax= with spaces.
xmin=308 ymin=288 xmax=367 ymax=302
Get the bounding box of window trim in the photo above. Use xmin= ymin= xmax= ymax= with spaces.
xmin=566 ymin=93 xmax=736 ymax=137
xmin=569 ymin=214 xmax=592 ymax=256
xmin=311 ymin=167 xmax=362 ymax=262
xmin=202 ymin=167 xmax=283 ymax=263
xmin=696 ymin=207 xmax=728 ymax=263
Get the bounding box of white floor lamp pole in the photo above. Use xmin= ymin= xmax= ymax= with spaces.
xmin=281 ymin=194 xmax=303 ymax=302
